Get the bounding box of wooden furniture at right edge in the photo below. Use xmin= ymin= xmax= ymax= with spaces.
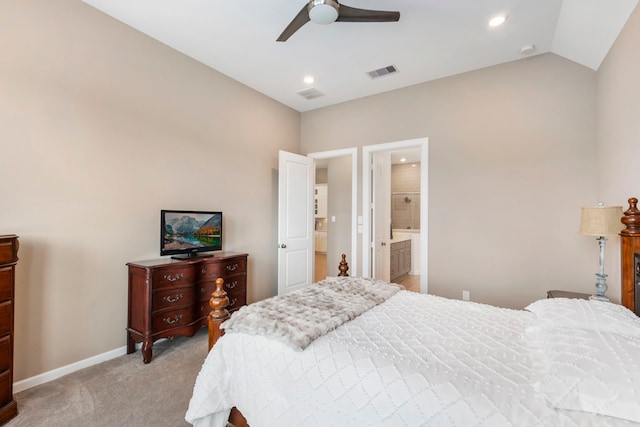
xmin=0 ymin=236 xmax=18 ymax=424
xmin=621 ymin=197 xmax=640 ymax=315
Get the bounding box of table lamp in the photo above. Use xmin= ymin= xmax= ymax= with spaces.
xmin=578 ymin=203 xmax=624 ymax=301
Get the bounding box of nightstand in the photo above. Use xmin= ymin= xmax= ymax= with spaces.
xmin=546 ymin=289 xmax=591 ymax=300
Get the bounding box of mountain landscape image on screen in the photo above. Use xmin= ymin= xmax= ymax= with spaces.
xmin=163 ymin=213 xmax=221 ymax=250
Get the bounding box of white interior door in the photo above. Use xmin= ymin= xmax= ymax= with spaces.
xmin=373 ymin=152 xmax=391 ymax=281
xmin=278 ymin=151 xmax=314 ymax=295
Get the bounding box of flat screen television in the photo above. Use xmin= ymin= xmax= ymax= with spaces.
xmin=161 ymin=210 xmax=222 ymax=259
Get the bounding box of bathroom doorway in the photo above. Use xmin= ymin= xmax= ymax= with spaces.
xmin=363 ymin=138 xmax=428 ymax=293
xmin=390 ymin=149 xmax=422 ymax=292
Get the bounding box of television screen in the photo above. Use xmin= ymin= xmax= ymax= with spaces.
xmin=161 ymin=210 xmax=222 ymax=259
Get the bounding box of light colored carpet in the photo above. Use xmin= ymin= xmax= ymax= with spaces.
xmin=7 ymin=328 xmax=210 ymax=427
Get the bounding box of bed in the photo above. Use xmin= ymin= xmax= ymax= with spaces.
xmin=621 ymin=197 xmax=640 ymax=315
xmin=186 ymin=198 xmax=640 ymax=427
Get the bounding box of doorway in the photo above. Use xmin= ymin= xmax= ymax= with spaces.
xmin=277 ymin=149 xmax=357 ymax=294
xmin=308 ymin=148 xmax=358 ymax=280
xmin=362 ymin=138 xmax=428 ymax=293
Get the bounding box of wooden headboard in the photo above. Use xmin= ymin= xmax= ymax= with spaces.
xmin=621 ymin=197 xmax=640 ymax=315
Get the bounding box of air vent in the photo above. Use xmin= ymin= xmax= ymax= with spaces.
xmin=367 ymin=65 xmax=399 ymax=79
xmin=297 ymin=87 xmax=325 ymax=100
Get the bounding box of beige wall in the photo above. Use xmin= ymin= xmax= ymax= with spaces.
xmin=3 ymin=0 xmax=637 ymax=386
xmin=597 ymin=4 xmax=640 ymax=293
xmin=0 ymin=0 xmax=299 ymax=381
xmin=301 ymin=53 xmax=600 ymax=309
xmin=326 ymin=156 xmax=352 ymax=271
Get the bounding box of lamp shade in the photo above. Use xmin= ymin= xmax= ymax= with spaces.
xmin=578 ymin=205 xmax=624 ymax=237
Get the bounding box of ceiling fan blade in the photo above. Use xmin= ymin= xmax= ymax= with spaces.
xmin=277 ymin=4 xmax=311 ymax=42
xmin=337 ymin=5 xmax=400 ymax=22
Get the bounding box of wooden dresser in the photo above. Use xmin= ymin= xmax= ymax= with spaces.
xmin=0 ymin=235 xmax=18 ymax=424
xmin=126 ymin=252 xmax=247 ymax=363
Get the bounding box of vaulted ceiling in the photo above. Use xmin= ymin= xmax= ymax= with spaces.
xmin=82 ymin=0 xmax=638 ymax=112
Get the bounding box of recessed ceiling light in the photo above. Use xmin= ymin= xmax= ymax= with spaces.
xmin=489 ymin=15 xmax=507 ymax=27
xmin=304 ymin=76 xmax=314 ymax=84
xmin=400 ymin=157 xmax=407 ymax=162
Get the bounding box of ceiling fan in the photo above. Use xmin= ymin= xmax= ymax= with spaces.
xmin=277 ymin=0 xmax=400 ymax=42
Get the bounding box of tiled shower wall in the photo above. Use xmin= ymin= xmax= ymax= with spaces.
xmin=391 ymin=163 xmax=421 ymax=230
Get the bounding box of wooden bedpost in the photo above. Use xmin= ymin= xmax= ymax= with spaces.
xmin=208 ymin=278 xmax=230 ymax=350
xmin=208 ymin=279 xmax=249 ymax=426
xmin=338 ymin=254 xmax=349 ymax=276
xmin=621 ymin=197 xmax=640 ymax=315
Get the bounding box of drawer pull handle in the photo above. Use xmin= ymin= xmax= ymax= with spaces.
xmin=202 ymin=268 xmax=207 ymax=274
xmin=226 ymin=264 xmax=238 ymax=272
xmin=163 ymin=315 xmax=183 ymax=324
xmin=200 ymin=287 xmax=206 ymax=293
xmin=201 ymin=306 xmax=207 ymax=312
xmin=163 ymin=294 xmax=184 ymax=303
xmin=227 ymin=281 xmax=237 ymax=289
xmin=164 ymin=273 xmax=184 ymax=282
xmin=229 ymin=298 xmax=237 ymax=306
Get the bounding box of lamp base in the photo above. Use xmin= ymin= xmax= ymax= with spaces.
xmin=591 ymin=269 xmax=609 ymax=303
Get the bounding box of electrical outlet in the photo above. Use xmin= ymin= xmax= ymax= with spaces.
xmin=462 ymin=291 xmax=470 ymax=301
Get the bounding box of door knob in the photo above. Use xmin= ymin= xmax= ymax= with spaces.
xmin=279 ymin=244 xmax=287 ymax=248
xmin=381 ymin=242 xmax=387 ymax=246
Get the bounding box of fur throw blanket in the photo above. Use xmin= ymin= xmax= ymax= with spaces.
xmin=221 ymin=277 xmax=403 ymax=350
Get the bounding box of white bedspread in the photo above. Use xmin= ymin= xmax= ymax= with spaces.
xmin=186 ymin=291 xmax=638 ymax=426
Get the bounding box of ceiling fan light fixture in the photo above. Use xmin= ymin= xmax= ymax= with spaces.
xmin=488 ymin=14 xmax=507 ymax=27
xmin=308 ymin=0 xmax=339 ymax=25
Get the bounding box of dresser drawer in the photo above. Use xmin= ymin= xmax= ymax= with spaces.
xmin=0 ymin=268 xmax=13 ymax=302
xmin=195 ymin=301 xmax=212 ymax=318
xmin=151 ymin=306 xmax=194 ymax=332
xmin=152 ymin=287 xmax=195 ymax=311
xmin=0 ymin=336 xmax=10 ymax=372
xmin=198 ymin=257 xmax=246 ymax=279
xmin=227 ymin=292 xmax=245 ymax=312
xmin=0 ymin=369 xmax=11 ymax=407
xmin=151 ymin=267 xmax=195 ymax=291
xmin=0 ymin=239 xmax=16 ymax=265
xmin=0 ymin=302 xmax=10 ymax=337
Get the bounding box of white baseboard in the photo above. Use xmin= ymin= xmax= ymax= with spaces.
xmin=14 ymin=345 xmax=128 ymax=393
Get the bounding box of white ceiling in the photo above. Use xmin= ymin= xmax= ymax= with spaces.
xmin=81 ymin=0 xmax=637 ymax=113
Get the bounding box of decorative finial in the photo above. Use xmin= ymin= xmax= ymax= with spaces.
xmin=338 ymin=254 xmax=349 ymax=277
xmin=621 ymin=197 xmax=640 ymax=236
xmin=209 ymin=278 xmax=229 ymax=320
